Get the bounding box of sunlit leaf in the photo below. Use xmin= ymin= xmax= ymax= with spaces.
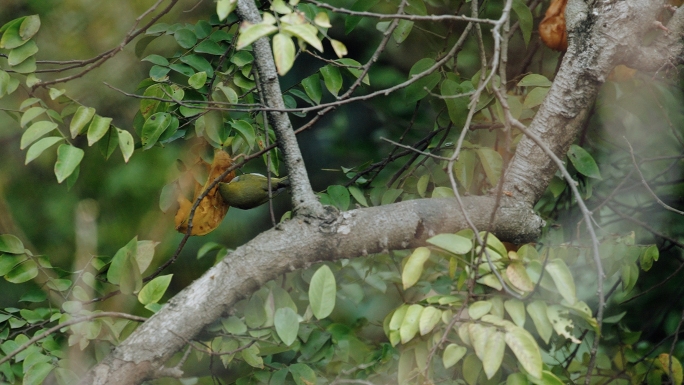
xmin=54 ymin=145 xmax=84 ymax=183
xmin=188 ymin=71 xmax=207 ymax=89
xmin=69 ymin=106 xmax=96 ymax=138
xmin=87 ymin=115 xmax=112 ymax=146
xmin=273 ymin=33 xmax=295 ymax=75
xmin=274 ymin=307 xmax=299 ymax=345
xmin=309 ymin=265 xmax=336 ymax=319
xmin=138 ymin=274 xmax=172 ymax=305
xmin=141 ymin=112 xmax=172 ymax=150
xmin=402 ymin=247 xmax=430 ymax=289
xmin=25 ymin=137 xmax=63 ymax=165
xmin=504 ymin=324 xmax=542 ymax=379
xmin=6 ymin=259 xmax=38 ymax=283
xmin=20 ymin=121 xmax=57 ymax=149
xmin=399 ymin=304 xmax=423 ymax=343
xmin=544 ymin=258 xmax=576 ymax=305
xmin=236 ymin=23 xmax=278 ymax=50
xmin=117 ymin=128 xmax=134 ymax=163
xmin=443 ymin=343 xmax=466 ymax=368
xmin=427 ymin=233 xmax=472 ymax=255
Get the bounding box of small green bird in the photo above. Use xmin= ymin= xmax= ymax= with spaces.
xmin=218 ymin=173 xmax=290 ymax=210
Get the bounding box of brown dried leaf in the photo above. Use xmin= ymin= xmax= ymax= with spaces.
xmin=539 ymin=0 xmax=568 ymax=51
xmin=175 ymin=150 xmax=236 ymax=236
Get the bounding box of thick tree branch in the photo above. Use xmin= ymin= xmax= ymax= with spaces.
xmin=79 ymin=197 xmax=542 ymax=385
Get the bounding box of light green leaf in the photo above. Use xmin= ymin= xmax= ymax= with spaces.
xmin=399 ymin=304 xmax=423 ymax=343
xmin=544 ymin=258 xmax=576 ymax=305
xmin=25 ymin=137 xmax=63 ymax=165
xmin=517 ymin=74 xmax=552 ymax=87
xmin=0 ymin=254 xmax=28 ymax=276
xmin=107 ymin=237 xmax=137 ymax=285
xmin=392 ymin=20 xmax=413 ymax=44
xmin=568 ymin=144 xmax=602 ymax=179
xmin=443 ymin=343 xmax=466 ymax=368
xmin=327 ymin=185 xmax=350 ymax=211
xmin=236 ymin=23 xmax=278 ymax=50
xmin=20 ymin=106 xmax=45 ymax=128
xmin=217 ymin=0 xmax=238 ymax=20
xmin=204 ymin=110 xmax=223 ymax=144
xmin=23 ymin=362 xmax=52 ymax=385
xmin=69 ymin=106 xmax=96 ymax=138
xmin=381 ymin=188 xmax=403 ymax=204
xmin=188 ymin=71 xmax=207 ymax=89
xmin=8 ymin=40 xmax=38 ymax=66
xmin=348 ymin=185 xmax=368 ymax=207
xmin=0 ymin=234 xmax=24 ymax=254
xmin=289 ymin=363 xmax=316 ymax=385
xmin=546 ymin=305 xmax=580 ymax=343
xmin=330 ymin=39 xmax=347 ymax=58
xmin=138 ymin=274 xmax=173 ymax=305
xmin=504 ymin=298 xmax=526 ymax=327
xmin=274 ymin=307 xmax=299 ymax=345
xmin=477 ymin=148 xmax=503 ymax=187
xmin=526 ymin=301 xmax=553 ymax=344
xmin=20 ymin=121 xmax=57 ymax=149
xmin=468 ymin=301 xmax=492 ymax=320
xmin=309 ymin=265 xmax=336 ymax=319
xmin=483 ymin=330 xmax=505 ymax=379
xmin=54 ymin=145 xmax=84 ymax=183
xmin=427 ymin=233 xmax=472 ymax=255
xmin=504 ymin=324 xmax=543 ymax=379
xmin=273 ymin=33 xmax=295 ymax=75
xmin=302 ymin=73 xmax=322 ymax=104
xmin=402 ymin=247 xmax=430 ymax=289
xmin=506 ymin=261 xmax=535 ymax=292
xmin=19 ymin=15 xmax=41 ymax=40
xmin=405 ymin=58 xmax=440 ymax=102
xmin=640 ymin=244 xmax=659 ymax=271
xmin=523 ymin=87 xmax=549 ymax=108
xmin=469 ymin=322 xmax=494 ymax=361
xmin=241 ymin=344 xmax=264 ymax=368
xmin=117 ymin=128 xmax=134 ymax=163
xmin=0 ymin=18 xmax=26 ymax=49
xmin=320 ymin=65 xmax=342 ymax=97
xmin=419 ymin=306 xmax=441 ymax=335
xmin=87 ymin=115 xmax=112 ymax=146
xmin=6 ymin=259 xmax=38 ymax=283
xmin=282 ymin=24 xmax=323 ymax=52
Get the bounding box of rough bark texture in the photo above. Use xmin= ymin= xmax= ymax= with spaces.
xmin=502 ymin=0 xmax=684 ymax=204
xmin=80 ymin=197 xmax=542 ymax=384
xmin=79 ymin=1 xmax=684 ymax=384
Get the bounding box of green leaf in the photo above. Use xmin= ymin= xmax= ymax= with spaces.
xmin=241 ymin=344 xmax=264 ymax=368
xmin=504 ymin=299 xmax=526 ymax=327
xmin=419 ymin=306 xmax=441 ymax=335
xmin=399 ymin=304 xmax=423 ymax=343
xmin=8 ymin=40 xmax=38 ymax=66
xmin=69 ymin=106 xmax=96 ymax=138
xmin=117 ymin=128 xmax=134 ymax=162
xmin=405 ymin=58 xmax=440 ymax=102
xmin=517 ymin=74 xmax=552 ymax=87
xmin=0 ymin=254 xmax=28 ymax=275
xmin=544 ymin=258 xmax=577 ymax=305
xmin=142 ymin=54 xmax=169 ymax=66
xmin=640 ymin=245 xmax=659 ymax=272
xmin=337 ymin=58 xmax=370 ymax=85
xmin=204 ymin=110 xmax=224 ymax=144
xmin=236 ymin=23 xmax=278 ymax=50
xmin=141 ymin=112 xmax=172 ymax=150
xmin=504 ymin=324 xmax=542 ymax=379
xmin=441 ymin=79 xmax=468 ymax=128
xmin=468 ymin=301 xmax=492 ymax=320
xmin=274 ymin=307 xmax=299 ymax=345
xmin=568 ymin=144 xmax=601 ymax=179
xmin=523 ymin=87 xmax=549 ymax=108
xmin=54 ymin=145 xmax=84 ymax=183
xmin=20 ymin=121 xmax=58 ymax=149
xmin=512 ymin=0 xmax=533 ymax=45
xmin=506 ymin=261 xmax=535 ymax=292
xmin=320 ymin=65 xmax=342 ymax=97
xmin=98 ymin=125 xmax=119 ymax=159
xmin=309 ymin=265 xmax=336 ymax=319
xmin=217 ymin=0 xmax=238 ymax=20
xmin=87 ymin=115 xmax=112 ymax=146
xmin=0 ymin=18 xmax=27 ymax=49
xmin=188 ymin=71 xmax=207 ymax=89
xmin=273 ymin=33 xmax=295 ymax=75
xmin=6 ymin=259 xmax=38 ymax=283
xmin=477 ymin=148 xmax=503 ymax=187
xmin=482 ymin=330 xmax=505 ymax=379
xmin=20 ymin=107 xmax=45 ymax=128
xmin=381 ymin=188 xmax=403 ymax=205
xmin=23 ymin=362 xmax=52 ymax=385
xmin=392 ymin=20 xmax=413 ymax=44
xmin=348 ymin=185 xmax=368 ymax=207
xmin=107 ymin=237 xmax=138 ymax=285
xmin=25 ymin=137 xmax=63 ymax=165
xmin=231 ymin=120 xmax=256 ymax=148
xmin=174 ymin=28 xmax=197 ymax=48
xmin=0 ymin=234 xmax=24 ymax=254
xmin=443 ymin=343 xmax=466 ymax=368
xmin=526 ymin=301 xmax=553 ymax=344
xmin=327 ymin=185 xmax=350 ymax=211
xmin=289 ymin=363 xmax=316 ymax=385
xmin=19 ymin=15 xmax=41 ymax=41
xmin=195 ymin=39 xmax=225 ymax=55
xmin=138 ymin=274 xmax=173 ymax=305
xmin=282 ymin=24 xmax=323 ymax=52
xmin=149 ymin=65 xmax=170 ymax=81
xmin=402 ymin=247 xmax=430 ymax=289
xmin=180 ymin=54 xmax=214 ymax=77
xmin=427 ymin=233 xmax=472 ymax=255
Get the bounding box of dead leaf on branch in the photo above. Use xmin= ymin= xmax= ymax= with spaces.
xmin=539 ymin=0 xmax=568 ymax=52
xmin=175 ymin=150 xmax=236 ymax=236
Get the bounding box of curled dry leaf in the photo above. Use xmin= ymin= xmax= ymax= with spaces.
xmin=175 ymin=150 xmax=236 ymax=235
xmin=539 ymin=0 xmax=568 ymax=51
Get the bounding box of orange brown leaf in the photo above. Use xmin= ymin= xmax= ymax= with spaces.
xmin=175 ymin=150 xmax=236 ymax=236
xmin=539 ymin=0 xmax=568 ymax=51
